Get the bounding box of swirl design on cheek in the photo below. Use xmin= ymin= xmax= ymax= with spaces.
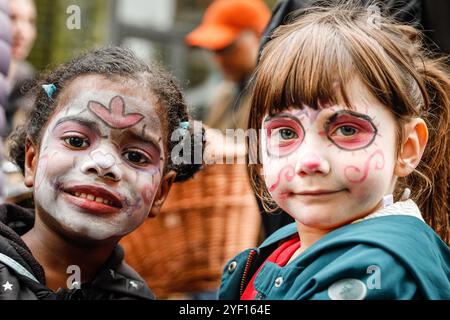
xmin=344 ymin=149 xmax=385 ymax=183
xmin=268 ymin=165 xmax=296 ymax=192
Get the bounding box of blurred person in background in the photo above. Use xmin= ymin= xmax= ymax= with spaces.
xmin=2 ymin=0 xmax=36 ymax=205
xmin=0 ymin=0 xmax=11 ymax=203
xmin=185 ymin=0 xmax=271 ymax=132
xmin=5 ymin=0 xmax=36 ymax=136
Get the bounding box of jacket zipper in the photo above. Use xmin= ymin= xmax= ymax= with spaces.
xmin=239 ymin=249 xmax=257 ymax=297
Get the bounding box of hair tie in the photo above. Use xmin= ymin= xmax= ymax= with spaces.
xmin=179 ymin=121 xmax=190 ymax=130
xmin=42 ymin=83 xmax=57 ymax=99
xmin=178 ymin=121 xmax=190 ymax=136
xmin=400 ymin=188 xmax=411 ymax=201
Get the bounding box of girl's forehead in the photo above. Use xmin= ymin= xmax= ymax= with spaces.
xmin=59 ymin=75 xmax=157 ymax=107
xmin=262 ymin=78 xmax=387 ymax=120
xmin=264 ymin=104 xmax=344 ymax=119
xmin=53 ymin=75 xmax=164 ymax=129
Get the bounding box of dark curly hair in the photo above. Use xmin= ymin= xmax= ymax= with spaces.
xmin=8 ymin=46 xmax=204 ymax=182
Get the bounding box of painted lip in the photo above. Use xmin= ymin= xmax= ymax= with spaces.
xmin=62 ymin=184 xmax=125 ymax=215
xmin=291 ymin=189 xmax=345 ymax=196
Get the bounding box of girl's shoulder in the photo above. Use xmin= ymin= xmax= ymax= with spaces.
xmin=299 ymin=215 xmax=449 ymax=299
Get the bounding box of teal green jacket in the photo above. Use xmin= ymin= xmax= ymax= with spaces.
xmin=218 ymin=216 xmax=450 ymax=300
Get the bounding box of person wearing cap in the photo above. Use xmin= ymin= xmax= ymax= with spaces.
xmin=186 ymin=0 xmax=271 ymax=132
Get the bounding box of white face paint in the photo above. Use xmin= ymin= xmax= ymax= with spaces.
xmin=33 ymin=76 xmax=165 ymax=241
xmin=261 ymin=79 xmax=398 ymax=230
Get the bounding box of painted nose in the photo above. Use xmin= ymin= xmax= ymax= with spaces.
xmin=80 ymin=150 xmax=122 ymax=182
xmin=295 ymin=153 xmax=330 ymax=177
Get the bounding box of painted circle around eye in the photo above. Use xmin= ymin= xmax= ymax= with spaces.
xmin=326 ymin=116 xmax=377 ymax=151
xmin=265 ymin=120 xmax=305 ymax=157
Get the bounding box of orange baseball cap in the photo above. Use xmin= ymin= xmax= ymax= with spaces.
xmin=185 ymin=0 xmax=271 ymax=51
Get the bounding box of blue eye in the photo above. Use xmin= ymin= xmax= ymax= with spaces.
xmin=63 ymin=136 xmax=89 ymax=149
xmin=280 ymin=128 xmax=298 ymax=140
xmin=334 ymin=126 xmax=358 ymax=136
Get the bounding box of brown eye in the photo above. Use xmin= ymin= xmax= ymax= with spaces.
xmin=64 ymin=136 xmax=89 ymax=148
xmin=123 ymin=150 xmax=150 ymax=165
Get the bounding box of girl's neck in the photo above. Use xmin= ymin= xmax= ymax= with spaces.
xmin=288 ymin=200 xmax=386 ymax=264
xmin=288 ymin=223 xmax=331 ymax=263
xmin=22 ymin=216 xmax=118 ymax=292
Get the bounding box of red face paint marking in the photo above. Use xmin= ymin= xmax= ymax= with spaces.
xmin=268 ymin=165 xmax=296 ymax=192
xmin=326 ymin=111 xmax=377 ymax=151
xmin=344 ymin=149 xmax=385 ymax=183
xmin=141 ymin=183 xmax=156 ymax=204
xmin=88 ymin=96 xmax=144 ymax=129
xmin=292 ymin=107 xmax=322 ymax=124
xmin=265 ymin=117 xmax=305 ymax=157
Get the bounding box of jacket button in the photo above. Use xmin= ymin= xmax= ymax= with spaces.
xmin=228 ymin=261 xmax=237 ymax=273
xmin=274 ymin=276 xmax=283 ymax=287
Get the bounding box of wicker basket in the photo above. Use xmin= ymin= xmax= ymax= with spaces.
xmin=120 ymin=162 xmax=261 ymax=298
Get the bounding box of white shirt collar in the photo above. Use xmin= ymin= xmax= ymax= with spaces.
xmin=355 ymin=199 xmax=424 ymax=223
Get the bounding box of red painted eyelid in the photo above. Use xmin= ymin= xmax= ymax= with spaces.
xmin=265 ymin=119 xmax=304 ymax=134
xmin=53 ymin=121 xmax=96 ymax=138
xmin=327 ymin=121 xmax=375 ymax=136
xmin=60 ymin=131 xmax=92 ymax=147
xmin=59 ymin=132 xmax=157 ymax=165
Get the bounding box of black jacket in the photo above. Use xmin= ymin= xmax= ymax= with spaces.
xmin=0 ymin=203 xmax=155 ymax=300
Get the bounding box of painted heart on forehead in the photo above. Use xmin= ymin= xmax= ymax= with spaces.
xmin=88 ymin=95 xmax=145 ymax=129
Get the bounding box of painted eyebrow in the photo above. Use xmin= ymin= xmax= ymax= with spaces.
xmin=264 ymin=113 xmax=303 ymax=126
xmin=53 ymin=116 xmax=104 ymax=136
xmin=326 ymin=110 xmax=374 ymax=124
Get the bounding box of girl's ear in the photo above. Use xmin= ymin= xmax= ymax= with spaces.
xmin=24 ymin=138 xmax=38 ymax=187
xmin=148 ymin=170 xmax=177 ymax=218
xmin=394 ymin=118 xmax=428 ymax=177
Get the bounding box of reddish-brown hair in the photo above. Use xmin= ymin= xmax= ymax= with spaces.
xmin=248 ymin=3 xmax=450 ymax=243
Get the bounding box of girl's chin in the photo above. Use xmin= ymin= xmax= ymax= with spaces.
xmin=283 ymin=206 xmax=350 ymax=228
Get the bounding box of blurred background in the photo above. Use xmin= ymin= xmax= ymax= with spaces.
xmin=29 ymin=0 xmax=276 ymax=120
